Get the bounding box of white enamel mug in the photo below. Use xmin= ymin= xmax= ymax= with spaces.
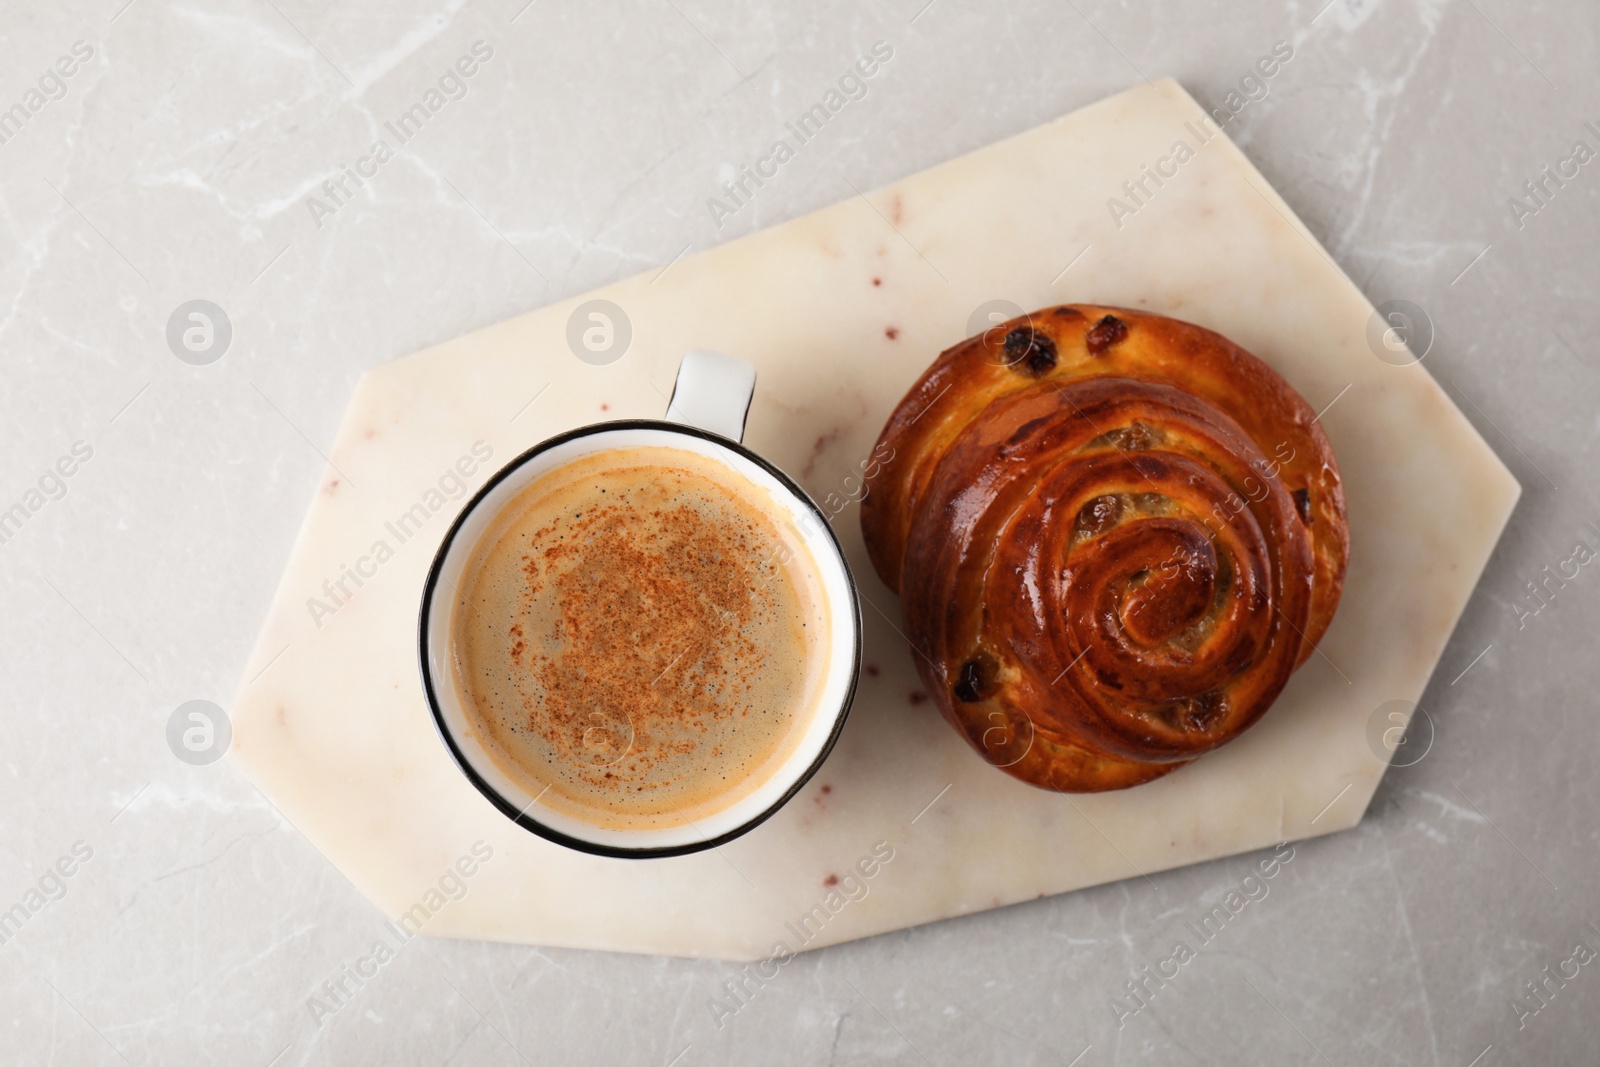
xmin=419 ymin=351 xmax=862 ymax=858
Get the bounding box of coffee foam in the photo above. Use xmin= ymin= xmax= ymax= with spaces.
xmin=449 ymin=445 xmax=829 ymax=833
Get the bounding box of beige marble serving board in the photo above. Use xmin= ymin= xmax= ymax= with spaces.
xmin=229 ymin=78 xmax=1518 ymax=960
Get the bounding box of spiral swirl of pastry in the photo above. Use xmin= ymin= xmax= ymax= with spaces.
xmin=861 ymin=305 xmax=1348 ymax=792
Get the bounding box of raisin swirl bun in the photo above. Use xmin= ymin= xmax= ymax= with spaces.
xmin=860 ymin=305 xmax=1348 ymax=792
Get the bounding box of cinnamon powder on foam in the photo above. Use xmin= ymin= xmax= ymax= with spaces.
xmin=451 ymin=446 xmax=826 ymax=831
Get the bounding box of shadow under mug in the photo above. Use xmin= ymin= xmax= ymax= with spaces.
xmin=418 ymin=351 xmax=862 ymax=858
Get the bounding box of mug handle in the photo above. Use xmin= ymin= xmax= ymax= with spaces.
xmin=665 ymin=350 xmax=757 ymax=444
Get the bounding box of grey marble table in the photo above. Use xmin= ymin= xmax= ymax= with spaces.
xmin=2 ymin=1 xmax=1596 ymax=1064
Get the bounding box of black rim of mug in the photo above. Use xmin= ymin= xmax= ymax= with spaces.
xmin=417 ymin=419 xmax=863 ymax=859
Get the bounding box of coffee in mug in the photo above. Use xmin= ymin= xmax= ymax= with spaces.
xmin=448 ymin=444 xmax=830 ymax=832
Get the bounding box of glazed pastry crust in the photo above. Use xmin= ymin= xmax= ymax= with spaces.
xmin=860 ymin=305 xmax=1349 ymax=792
